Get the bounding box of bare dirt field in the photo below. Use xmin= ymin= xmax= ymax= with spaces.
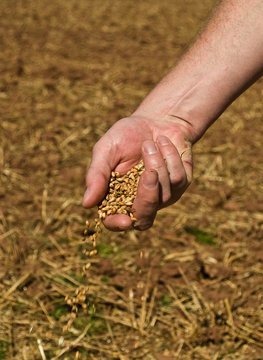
xmin=0 ymin=0 xmax=262 ymax=359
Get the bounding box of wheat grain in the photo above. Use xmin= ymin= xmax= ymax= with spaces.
xmin=64 ymin=161 xmax=144 ymax=330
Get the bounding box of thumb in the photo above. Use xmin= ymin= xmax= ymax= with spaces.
xmin=83 ymin=142 xmax=113 ymax=208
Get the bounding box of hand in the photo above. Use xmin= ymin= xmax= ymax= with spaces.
xmin=83 ymin=115 xmax=193 ymax=231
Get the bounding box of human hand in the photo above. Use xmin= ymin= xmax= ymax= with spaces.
xmin=83 ymin=115 xmax=193 ymax=231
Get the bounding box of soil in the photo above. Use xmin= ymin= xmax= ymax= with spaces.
xmin=0 ymin=0 xmax=262 ymax=359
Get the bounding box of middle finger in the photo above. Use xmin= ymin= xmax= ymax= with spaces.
xmin=142 ymin=140 xmax=171 ymax=203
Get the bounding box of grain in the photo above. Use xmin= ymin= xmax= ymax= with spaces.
xmin=64 ymin=161 xmax=145 ymax=330
xmin=98 ymin=160 xmax=144 ymax=223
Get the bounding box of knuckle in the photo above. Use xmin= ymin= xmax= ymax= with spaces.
xmin=142 ymin=196 xmax=159 ymax=207
xmin=170 ymin=172 xmax=186 ymax=185
xmin=92 ymin=141 xmax=102 ymax=154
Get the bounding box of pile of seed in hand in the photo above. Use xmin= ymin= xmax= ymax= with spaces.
xmin=64 ymin=160 xmax=144 ymax=330
xmin=98 ymin=160 xmax=145 ymax=223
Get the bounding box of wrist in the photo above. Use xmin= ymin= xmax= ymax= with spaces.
xmin=130 ymin=112 xmax=196 ymax=149
xmin=132 ymin=70 xmax=224 ymax=145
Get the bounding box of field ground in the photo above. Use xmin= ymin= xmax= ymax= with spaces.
xmin=0 ymin=0 xmax=263 ymax=359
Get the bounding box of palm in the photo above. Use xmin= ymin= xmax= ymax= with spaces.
xmin=102 ymin=117 xmax=153 ymax=173
xmin=103 ymin=116 xmax=189 ymax=173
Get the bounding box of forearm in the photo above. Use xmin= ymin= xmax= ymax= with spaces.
xmin=133 ymin=0 xmax=263 ymax=142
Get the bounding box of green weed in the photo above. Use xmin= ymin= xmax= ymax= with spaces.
xmin=161 ymin=293 xmax=173 ymax=306
xmin=0 ymin=340 xmax=9 ymax=360
xmin=97 ymin=243 xmax=115 ymax=256
xmin=185 ymin=226 xmax=216 ymax=246
xmin=74 ymin=315 xmax=107 ymax=335
xmin=101 ymin=275 xmax=110 ymax=283
xmin=52 ymin=302 xmax=68 ymax=320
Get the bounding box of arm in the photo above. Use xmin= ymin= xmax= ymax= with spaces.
xmin=134 ymin=0 xmax=263 ymax=142
xmin=83 ymin=0 xmax=263 ymax=231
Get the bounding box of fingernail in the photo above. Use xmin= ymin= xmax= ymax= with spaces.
xmin=143 ymin=141 xmax=158 ymax=155
xmin=143 ymin=170 xmax=158 ymax=189
xmin=157 ymin=135 xmax=170 ymax=146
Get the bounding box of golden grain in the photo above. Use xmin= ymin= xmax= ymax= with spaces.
xmin=97 ymin=160 xmax=144 ymax=222
xmin=65 ymin=161 xmax=144 ymax=330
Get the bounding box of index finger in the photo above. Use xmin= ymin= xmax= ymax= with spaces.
xmin=101 ymin=169 xmax=159 ymax=232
